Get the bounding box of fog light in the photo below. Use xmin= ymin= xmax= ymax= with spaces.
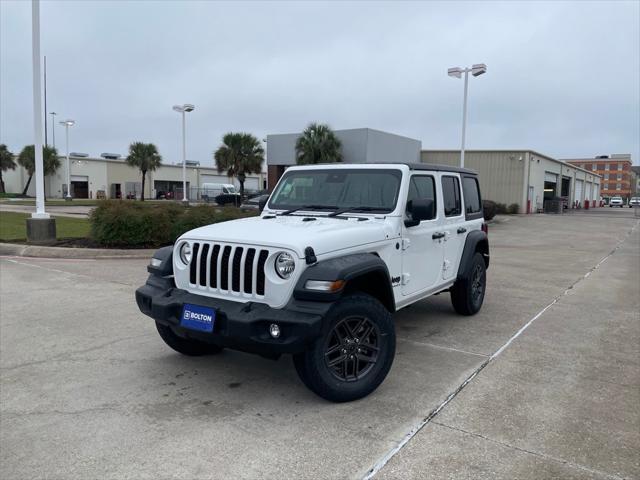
xmin=269 ymin=324 xmax=281 ymax=339
xmin=150 ymin=258 xmax=162 ymax=267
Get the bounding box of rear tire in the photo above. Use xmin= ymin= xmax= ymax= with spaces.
xmin=293 ymin=293 xmax=395 ymax=402
xmin=450 ymin=252 xmax=486 ymax=316
xmin=155 ymin=322 xmax=223 ymax=356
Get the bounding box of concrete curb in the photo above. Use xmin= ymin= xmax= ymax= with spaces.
xmin=0 ymin=242 xmax=155 ymax=259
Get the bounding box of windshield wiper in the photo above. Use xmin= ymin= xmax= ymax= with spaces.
xmin=327 ymin=206 xmax=382 ymax=217
xmin=280 ymin=205 xmax=338 ymax=216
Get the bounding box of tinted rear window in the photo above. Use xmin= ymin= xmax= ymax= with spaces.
xmin=462 ymin=177 xmax=481 ymax=214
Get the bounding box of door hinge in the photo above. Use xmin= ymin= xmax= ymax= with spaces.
xmin=401 ymin=238 xmax=411 ymax=250
xmin=443 ymin=260 xmax=451 ymax=272
xmin=401 ymin=273 xmax=411 ymax=285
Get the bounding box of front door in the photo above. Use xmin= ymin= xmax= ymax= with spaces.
xmin=401 ymin=174 xmax=443 ymax=296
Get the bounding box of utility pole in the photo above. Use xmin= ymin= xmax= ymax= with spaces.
xmin=44 ymin=55 xmax=48 ymax=145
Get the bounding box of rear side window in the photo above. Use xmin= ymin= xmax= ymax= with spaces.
xmin=462 ymin=177 xmax=481 ymax=213
xmin=441 ymin=176 xmax=462 ymax=217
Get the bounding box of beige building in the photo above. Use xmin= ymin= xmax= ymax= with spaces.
xmin=3 ymin=155 xmax=266 ymax=200
xmin=422 ymin=150 xmax=601 ymax=213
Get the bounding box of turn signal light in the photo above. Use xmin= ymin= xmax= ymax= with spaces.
xmin=304 ymin=280 xmax=345 ymax=292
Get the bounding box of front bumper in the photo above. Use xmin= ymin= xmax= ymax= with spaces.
xmin=135 ymin=275 xmax=328 ymax=355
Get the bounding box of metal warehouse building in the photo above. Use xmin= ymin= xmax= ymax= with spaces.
xmin=3 ymin=155 xmax=266 ymax=200
xmin=422 ymin=150 xmax=602 ymax=213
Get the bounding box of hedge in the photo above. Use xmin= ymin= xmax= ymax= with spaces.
xmin=89 ymin=201 xmax=256 ymax=247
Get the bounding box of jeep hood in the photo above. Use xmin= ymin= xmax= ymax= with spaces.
xmin=180 ymin=215 xmax=396 ymax=258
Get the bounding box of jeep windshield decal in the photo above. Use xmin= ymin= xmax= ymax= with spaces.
xmin=268 ymin=168 xmax=402 ymax=214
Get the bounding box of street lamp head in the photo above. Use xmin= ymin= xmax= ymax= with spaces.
xmin=471 ymin=63 xmax=487 ymax=77
xmin=59 ymin=119 xmax=75 ymax=127
xmin=448 ymin=67 xmax=462 ymax=78
xmin=173 ymin=104 xmax=195 ymax=113
xmin=50 ymin=111 xmax=57 ymax=116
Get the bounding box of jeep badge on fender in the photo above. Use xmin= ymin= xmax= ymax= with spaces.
xmin=135 ymin=163 xmax=489 ymax=402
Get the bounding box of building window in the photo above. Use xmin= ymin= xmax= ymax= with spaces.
xmin=598 ymin=163 xmax=605 ymax=170
xmin=616 ymin=184 xmax=621 ymax=190
xmin=604 ymin=173 xmax=609 ymax=180
xmin=619 ymin=163 xmax=623 ymax=170
xmin=605 ymin=164 xmax=610 ymax=170
xmin=610 ymin=163 xmax=618 ymax=171
xmin=617 ymin=174 xmax=622 ymax=181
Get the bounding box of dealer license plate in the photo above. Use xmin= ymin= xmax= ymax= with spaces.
xmin=180 ymin=304 xmax=215 ymax=333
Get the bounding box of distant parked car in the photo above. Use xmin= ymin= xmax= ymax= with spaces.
xmin=629 ymin=197 xmax=640 ymax=208
xmin=241 ymin=194 xmax=270 ymax=210
xmin=609 ymin=196 xmax=624 ymax=207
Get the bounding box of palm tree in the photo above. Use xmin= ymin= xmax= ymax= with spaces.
xmin=0 ymin=144 xmax=17 ymax=194
xmin=17 ymin=145 xmax=60 ymax=195
xmin=295 ymin=123 xmax=342 ymax=165
xmin=214 ymin=133 xmax=264 ymax=200
xmin=125 ymin=142 xmax=162 ymax=201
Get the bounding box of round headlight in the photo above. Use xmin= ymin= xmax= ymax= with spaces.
xmin=275 ymin=252 xmax=295 ymax=279
xmin=179 ymin=242 xmax=192 ymax=264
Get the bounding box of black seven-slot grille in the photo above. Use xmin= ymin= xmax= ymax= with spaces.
xmin=189 ymin=242 xmax=269 ymax=296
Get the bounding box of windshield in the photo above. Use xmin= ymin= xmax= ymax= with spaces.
xmin=268 ymin=169 xmax=402 ymax=213
xmin=223 ymin=186 xmax=236 ymax=194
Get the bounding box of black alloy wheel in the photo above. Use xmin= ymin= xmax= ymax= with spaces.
xmin=323 ymin=316 xmax=380 ymax=382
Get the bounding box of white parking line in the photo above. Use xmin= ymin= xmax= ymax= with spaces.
xmin=362 ymin=221 xmax=639 ymax=480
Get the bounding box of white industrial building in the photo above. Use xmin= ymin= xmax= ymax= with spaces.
xmin=422 ymin=150 xmax=602 ymax=213
xmin=2 ymin=155 xmax=266 ymax=200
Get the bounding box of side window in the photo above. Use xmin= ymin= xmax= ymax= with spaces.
xmin=406 ymin=175 xmax=436 ymax=221
xmin=441 ymin=176 xmax=462 ymax=217
xmin=462 ymin=177 xmax=481 ymax=214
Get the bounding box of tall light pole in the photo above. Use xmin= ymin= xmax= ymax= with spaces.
xmin=59 ymin=119 xmax=75 ymax=200
xmin=172 ymin=104 xmax=195 ymax=204
xmin=50 ymin=111 xmax=57 ymax=149
xmin=448 ymin=63 xmax=487 ymax=168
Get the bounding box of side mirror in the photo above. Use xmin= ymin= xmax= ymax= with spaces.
xmin=405 ymin=198 xmax=435 ymax=227
xmin=258 ymin=197 xmax=268 ymax=213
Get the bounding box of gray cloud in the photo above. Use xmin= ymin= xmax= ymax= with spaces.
xmin=1 ymin=0 xmax=638 ymax=166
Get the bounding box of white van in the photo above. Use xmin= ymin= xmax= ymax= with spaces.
xmin=201 ymin=183 xmax=240 ymax=204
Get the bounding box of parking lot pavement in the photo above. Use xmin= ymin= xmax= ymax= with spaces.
xmin=1 ymin=209 xmax=638 ymax=479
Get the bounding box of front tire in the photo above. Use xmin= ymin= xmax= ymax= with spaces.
xmin=155 ymin=322 xmax=223 ymax=356
xmin=293 ymin=293 xmax=395 ymax=402
xmin=451 ymin=252 xmax=486 ymax=316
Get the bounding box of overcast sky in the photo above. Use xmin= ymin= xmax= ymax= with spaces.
xmin=1 ymin=0 xmax=639 ymax=167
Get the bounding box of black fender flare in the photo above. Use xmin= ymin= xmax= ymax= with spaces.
xmin=293 ymin=252 xmax=395 ymax=312
xmin=147 ymin=245 xmax=174 ymax=277
xmin=456 ymin=230 xmax=489 ymax=281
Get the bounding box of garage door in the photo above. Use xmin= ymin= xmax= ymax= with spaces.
xmin=585 ymin=182 xmax=592 ymax=204
xmin=575 ymin=179 xmax=583 ymax=205
xmin=200 ymin=174 xmax=230 ymax=185
xmin=544 ymin=172 xmax=558 ymax=183
xmin=593 ymin=184 xmax=599 ymax=201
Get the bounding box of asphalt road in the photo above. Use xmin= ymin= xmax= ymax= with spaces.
xmin=1 ymin=208 xmax=638 ymax=479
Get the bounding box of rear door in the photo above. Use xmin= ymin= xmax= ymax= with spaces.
xmin=440 ymin=174 xmax=465 ymax=281
xmin=401 ymin=173 xmax=443 ymax=296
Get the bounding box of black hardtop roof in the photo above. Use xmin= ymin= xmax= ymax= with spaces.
xmin=404 ymin=162 xmax=477 ymax=175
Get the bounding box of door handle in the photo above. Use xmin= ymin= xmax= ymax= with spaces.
xmin=457 ymin=227 xmax=467 ymax=234
xmin=432 ymin=232 xmax=445 ymax=240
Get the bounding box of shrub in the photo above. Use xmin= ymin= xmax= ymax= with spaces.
xmin=495 ymin=203 xmax=508 ymax=214
xmin=168 ymin=206 xmax=254 ymax=243
xmin=90 ymin=201 xmax=256 ymax=248
xmin=507 ymin=203 xmax=520 ymax=214
xmin=482 ymin=200 xmax=497 ymax=221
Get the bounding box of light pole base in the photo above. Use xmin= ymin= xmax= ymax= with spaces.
xmin=26 ymin=217 xmax=57 ymax=244
xmin=181 ymin=199 xmax=189 ymax=206
xmin=64 ymin=195 xmax=72 ymax=202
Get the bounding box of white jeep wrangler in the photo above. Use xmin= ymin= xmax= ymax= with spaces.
xmin=136 ymin=163 xmax=489 ymax=402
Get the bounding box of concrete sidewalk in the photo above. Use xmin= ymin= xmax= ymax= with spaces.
xmin=377 ymin=226 xmax=640 ymax=479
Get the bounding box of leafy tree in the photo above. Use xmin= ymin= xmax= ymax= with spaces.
xmin=295 ymin=123 xmax=342 ymax=165
xmin=125 ymin=142 xmax=162 ymax=201
xmin=0 ymin=144 xmax=17 ymax=194
xmin=214 ymin=132 xmax=265 ymax=201
xmin=17 ymin=145 xmax=60 ymax=195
